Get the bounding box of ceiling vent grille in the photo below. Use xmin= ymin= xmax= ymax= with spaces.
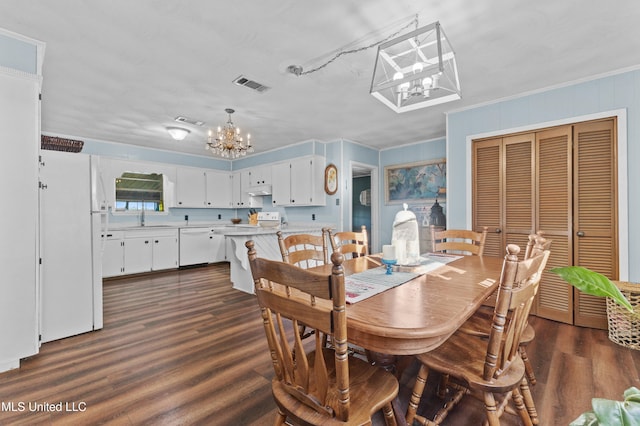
xmin=233 ymin=75 xmax=270 ymax=93
xmin=174 ymin=116 xmax=205 ymax=126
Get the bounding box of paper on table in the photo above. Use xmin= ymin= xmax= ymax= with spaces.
xmin=345 ymin=266 xmax=419 ymax=304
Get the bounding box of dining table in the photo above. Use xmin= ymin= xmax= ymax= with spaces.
xmin=310 ymin=253 xmax=503 ymax=355
xmin=309 ymin=253 xmax=504 ymax=425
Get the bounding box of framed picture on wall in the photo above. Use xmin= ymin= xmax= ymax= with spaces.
xmin=384 ymin=158 xmax=446 ymax=204
xmin=324 ymin=164 xmax=338 ymax=195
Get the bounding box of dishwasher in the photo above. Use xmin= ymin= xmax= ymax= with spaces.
xmin=179 ymin=227 xmax=211 ymax=266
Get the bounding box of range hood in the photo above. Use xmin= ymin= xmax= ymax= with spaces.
xmin=246 ymin=184 xmax=272 ymax=196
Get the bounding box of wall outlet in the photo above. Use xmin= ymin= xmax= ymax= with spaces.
xmin=312 ymin=214 xmax=316 ymax=220
xmin=184 ymin=215 xmax=189 ymax=221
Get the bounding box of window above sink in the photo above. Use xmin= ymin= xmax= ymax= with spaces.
xmin=115 ymin=172 xmax=165 ymax=213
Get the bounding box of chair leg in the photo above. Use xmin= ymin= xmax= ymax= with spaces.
xmin=382 ymin=402 xmax=398 ymax=426
xmin=520 ymin=345 xmax=537 ymax=385
xmin=519 ymin=376 xmax=539 ymax=425
xmin=511 ymin=386 xmax=533 ymax=426
xmin=437 ymin=373 xmax=450 ymax=399
xmin=406 ymin=363 xmax=430 ymax=425
xmin=483 ymin=391 xmax=501 ymax=426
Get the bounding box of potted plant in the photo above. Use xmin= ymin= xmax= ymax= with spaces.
xmin=551 ymin=266 xmax=640 ymax=425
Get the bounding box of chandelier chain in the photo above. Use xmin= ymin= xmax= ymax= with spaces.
xmin=297 ymin=15 xmax=419 ymax=76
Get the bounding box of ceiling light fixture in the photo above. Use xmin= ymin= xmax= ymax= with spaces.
xmin=167 ymin=127 xmax=190 ymax=141
xmin=370 ymin=21 xmax=461 ymax=113
xmin=206 ymin=108 xmax=254 ymax=158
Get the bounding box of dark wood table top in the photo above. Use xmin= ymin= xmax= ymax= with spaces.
xmin=310 ymin=254 xmax=503 ymax=355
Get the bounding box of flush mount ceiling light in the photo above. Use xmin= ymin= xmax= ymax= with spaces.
xmin=206 ymin=108 xmax=254 ymax=159
xmin=167 ymin=127 xmax=190 ymax=141
xmin=370 ymin=21 xmax=461 ymax=113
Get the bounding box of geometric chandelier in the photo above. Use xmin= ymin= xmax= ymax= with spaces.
xmin=206 ymin=108 xmax=254 ymax=158
xmin=370 ymin=21 xmax=461 ymax=113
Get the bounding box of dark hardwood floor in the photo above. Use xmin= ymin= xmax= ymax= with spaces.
xmin=1 ymin=263 xmax=639 ymax=425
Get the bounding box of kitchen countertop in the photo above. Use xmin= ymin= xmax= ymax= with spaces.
xmin=107 ymin=222 xmax=334 ymax=235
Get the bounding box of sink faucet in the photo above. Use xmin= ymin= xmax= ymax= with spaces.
xmin=140 ymin=209 xmax=145 ymax=227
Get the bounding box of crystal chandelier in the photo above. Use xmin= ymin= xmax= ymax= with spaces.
xmin=206 ymin=108 xmax=254 ymax=158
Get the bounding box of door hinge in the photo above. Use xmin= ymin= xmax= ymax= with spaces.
xmin=39 ymin=181 xmax=47 ymax=190
xmin=39 ymin=93 xmax=42 ymax=101
xmin=39 ymin=257 xmax=43 ymax=265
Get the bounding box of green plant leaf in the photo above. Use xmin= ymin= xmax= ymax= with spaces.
xmin=550 ymin=266 xmax=634 ymax=313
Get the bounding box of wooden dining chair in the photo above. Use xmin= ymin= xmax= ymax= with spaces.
xmin=465 ymin=232 xmax=552 ymax=384
xmin=430 ymin=225 xmax=489 ymax=256
xmin=277 ymin=228 xmax=330 ymax=269
xmin=277 ymin=228 xmax=330 ymax=341
xmin=405 ymin=244 xmax=549 ymax=426
xmin=328 ymin=225 xmax=368 ymax=259
xmin=245 ymin=240 xmax=399 ymax=426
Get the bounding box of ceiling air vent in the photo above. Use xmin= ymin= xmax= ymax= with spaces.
xmin=233 ymin=75 xmax=270 ymax=93
xmin=174 ymin=116 xmax=205 ymax=126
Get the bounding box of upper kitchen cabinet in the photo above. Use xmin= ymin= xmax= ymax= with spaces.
xmin=272 ymin=156 xmax=326 ymax=207
xmin=205 ymin=169 xmax=233 ymax=208
xmin=249 ymin=165 xmax=272 ymax=186
xmin=232 ymin=170 xmax=263 ymax=208
xmin=176 ymin=166 xmax=233 ymax=208
xmin=176 ymin=167 xmax=206 ymax=207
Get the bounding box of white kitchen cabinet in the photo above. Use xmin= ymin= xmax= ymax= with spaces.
xmin=102 ymin=228 xmax=178 ymax=276
xmin=271 ymin=162 xmax=290 ymax=207
xmin=124 ymin=235 xmax=153 ymax=275
xmin=176 ymin=167 xmax=206 ymax=207
xmin=272 ymin=156 xmax=326 ymax=206
xmin=205 ymin=170 xmax=233 ymax=208
xmin=152 ymin=234 xmax=179 ymax=270
xmin=208 ymin=231 xmax=226 ymax=262
xmin=249 ymin=165 xmax=272 ymax=186
xmin=102 ymin=232 xmax=125 ymax=277
xmin=232 ymin=170 xmax=263 ymax=208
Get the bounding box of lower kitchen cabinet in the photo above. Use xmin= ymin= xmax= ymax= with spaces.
xmin=102 ymin=229 xmax=178 ymax=277
xmin=209 ymin=232 xmax=226 ymax=263
xmin=152 ymin=235 xmax=179 ymax=270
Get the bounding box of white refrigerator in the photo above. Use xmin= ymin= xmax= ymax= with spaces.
xmin=39 ymin=150 xmax=103 ymax=342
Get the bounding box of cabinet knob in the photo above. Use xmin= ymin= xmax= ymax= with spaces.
xmin=154 ymin=240 xmax=159 ymax=243
xmin=577 ymin=231 xmax=585 ymax=237
xmin=495 ymin=228 xmax=502 ymax=234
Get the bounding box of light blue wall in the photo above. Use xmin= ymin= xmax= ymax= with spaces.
xmin=0 ymin=32 xmax=37 ymax=73
xmin=81 ymin=137 xmax=231 ymax=170
xmin=447 ymin=68 xmax=640 ymax=280
xmin=378 ymin=138 xmax=446 ymax=247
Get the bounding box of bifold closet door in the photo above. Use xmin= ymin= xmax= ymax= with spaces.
xmin=572 ymin=118 xmax=617 ymax=329
xmin=535 ymin=126 xmax=573 ymax=324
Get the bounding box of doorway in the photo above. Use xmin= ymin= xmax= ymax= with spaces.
xmin=350 ymin=162 xmax=378 ymax=253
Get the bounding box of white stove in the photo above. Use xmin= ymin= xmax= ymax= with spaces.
xmin=257 ymin=211 xmax=280 ymax=228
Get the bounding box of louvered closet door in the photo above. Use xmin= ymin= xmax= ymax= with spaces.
xmin=473 ymin=134 xmax=535 ymax=258
xmin=473 ymin=138 xmax=502 ymax=257
xmin=502 ymin=134 xmax=536 ymax=253
xmin=573 ymin=118 xmax=617 ymax=329
xmin=535 ymin=126 xmax=573 ymax=324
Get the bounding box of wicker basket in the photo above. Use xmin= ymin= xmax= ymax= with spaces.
xmin=607 ymin=281 xmax=640 ymax=350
